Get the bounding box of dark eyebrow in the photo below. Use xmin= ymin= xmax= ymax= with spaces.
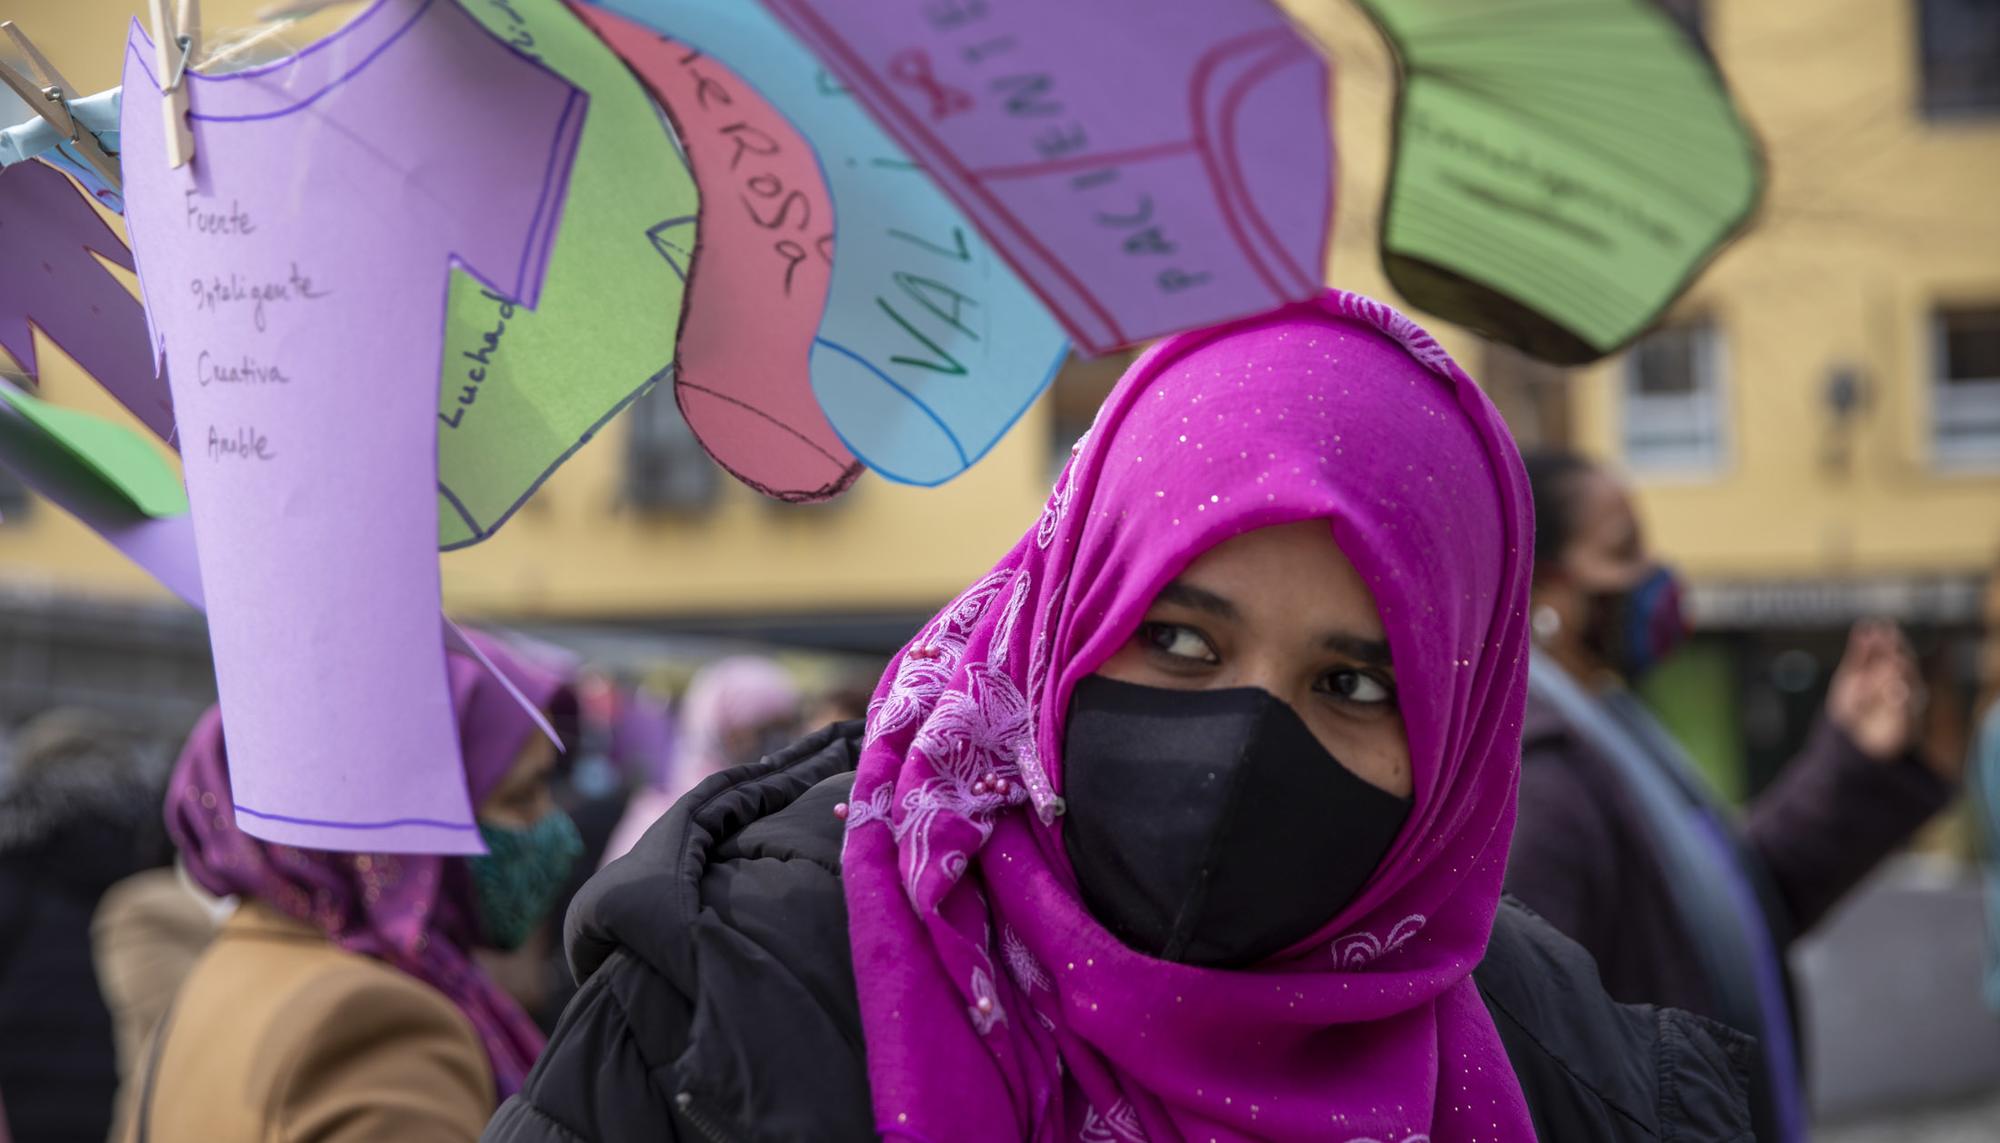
xmin=1156 ymin=580 xmax=1241 ymax=622
xmin=1323 ymin=633 xmax=1393 ymax=668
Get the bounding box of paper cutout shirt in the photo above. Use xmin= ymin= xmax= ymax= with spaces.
xmin=436 ymin=0 xmax=701 ymax=545
xmin=1355 ymin=0 xmax=1762 ymax=363
xmin=0 ymin=218 xmax=556 ymax=755
xmin=579 ymin=5 xmax=858 ymax=502
xmin=121 ymin=0 xmax=583 ymax=853
xmin=762 ymin=0 xmax=1333 ymax=356
xmin=596 ymin=0 xmax=1068 ymax=488
xmin=0 ymin=161 xmax=175 ymax=440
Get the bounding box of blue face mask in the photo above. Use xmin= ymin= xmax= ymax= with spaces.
xmin=468 ymin=808 xmax=582 ymax=951
xmin=1590 ymin=564 xmax=1689 ymax=681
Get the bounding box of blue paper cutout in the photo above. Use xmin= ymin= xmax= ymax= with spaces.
xmin=589 ymin=0 xmax=1068 ymax=486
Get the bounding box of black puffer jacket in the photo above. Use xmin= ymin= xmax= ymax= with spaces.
xmin=486 ymin=723 xmax=1754 ymax=1142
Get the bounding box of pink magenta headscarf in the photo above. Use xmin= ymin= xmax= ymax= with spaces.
xmin=167 ymin=631 xmax=573 ymax=1099
xmin=842 ymin=290 xmax=1537 ymax=1142
xmin=663 ymin=655 xmax=803 ymax=802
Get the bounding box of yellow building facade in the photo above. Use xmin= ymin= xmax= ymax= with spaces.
xmin=1 ymin=0 xmax=1994 ymax=658
xmin=1567 ymin=3 xmax=2000 ymax=589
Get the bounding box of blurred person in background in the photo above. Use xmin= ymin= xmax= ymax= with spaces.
xmin=94 ymin=824 xmax=235 ymax=1141
xmin=121 ymin=633 xmax=581 ymax=1142
xmin=1971 ymin=551 xmax=2000 ymax=1012
xmin=1511 ymin=449 xmax=1958 ymax=1142
xmin=519 ymin=676 xmax=672 ymax=1032
xmin=486 ymin=293 xmax=1753 ymax=1143
xmin=94 ymin=857 xmax=231 ymax=1083
xmin=800 ymin=674 xmax=876 ymax=731
xmin=0 ymin=709 xmax=163 ymax=1143
xmin=598 ymin=656 xmax=800 ymax=866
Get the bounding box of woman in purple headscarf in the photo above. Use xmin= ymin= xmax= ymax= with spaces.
xmin=487 ymin=292 xmax=1753 ymax=1143
xmin=121 ymin=632 xmax=581 ymax=1142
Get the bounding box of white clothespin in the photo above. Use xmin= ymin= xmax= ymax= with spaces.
xmin=0 ymin=21 xmax=122 ymax=191
xmin=148 ymin=0 xmax=199 ymax=168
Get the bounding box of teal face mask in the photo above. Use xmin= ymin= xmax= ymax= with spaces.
xmin=468 ymin=808 xmax=582 ymax=951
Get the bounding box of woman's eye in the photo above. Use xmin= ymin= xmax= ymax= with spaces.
xmin=1323 ymin=669 xmax=1395 ymax=706
xmin=1140 ymin=622 xmax=1218 ymax=664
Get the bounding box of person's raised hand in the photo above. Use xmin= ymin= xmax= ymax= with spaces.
xmin=1824 ymin=620 xmax=1922 ymax=762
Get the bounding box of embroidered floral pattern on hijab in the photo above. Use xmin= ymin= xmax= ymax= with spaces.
xmin=1079 ymin=1100 xmax=1147 ymax=1143
xmin=1333 ymin=914 xmax=1430 ymax=969
xmin=843 ymin=290 xmax=1539 ymax=1142
xmin=863 ymin=567 xmax=1015 ymax=751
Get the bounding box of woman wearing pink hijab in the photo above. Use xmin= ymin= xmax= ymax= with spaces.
xmin=487 ymin=293 xmax=1753 ymax=1142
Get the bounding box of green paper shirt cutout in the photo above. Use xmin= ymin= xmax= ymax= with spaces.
xmin=436 ymin=0 xmax=698 ymax=548
xmin=0 ymin=380 xmax=188 ymax=518
xmin=1360 ymin=0 xmax=1762 ymax=364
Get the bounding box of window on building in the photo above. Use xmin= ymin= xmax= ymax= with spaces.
xmin=1621 ymin=319 xmax=1727 ymax=473
xmin=1933 ymin=306 xmax=2000 ymax=467
xmin=1046 ymin=350 xmax=1138 ymax=477
xmin=623 ymin=383 xmax=720 ymax=510
xmin=1918 ymin=0 xmax=2000 ymax=116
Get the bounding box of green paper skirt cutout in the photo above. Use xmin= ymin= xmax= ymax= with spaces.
xmin=437 ymin=0 xmax=698 ymax=548
xmin=1359 ymin=0 xmax=1762 ymax=364
xmin=0 ymin=380 xmax=187 ymax=518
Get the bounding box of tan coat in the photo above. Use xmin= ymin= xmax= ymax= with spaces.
xmin=93 ymin=868 xmax=221 ymax=1080
xmin=119 ymin=901 xmax=495 ymax=1142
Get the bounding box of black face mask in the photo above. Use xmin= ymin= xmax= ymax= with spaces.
xmin=1061 ymin=676 xmax=1412 ymax=968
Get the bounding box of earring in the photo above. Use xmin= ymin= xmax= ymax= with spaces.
xmin=1532 ymin=605 xmax=1562 ymax=643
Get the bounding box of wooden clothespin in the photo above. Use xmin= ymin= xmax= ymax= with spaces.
xmin=0 ymin=21 xmax=122 ymax=191
xmin=148 ymin=0 xmax=199 ymax=168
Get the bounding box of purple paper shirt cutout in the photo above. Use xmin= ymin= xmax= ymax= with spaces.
xmin=762 ymin=0 xmax=1332 ymax=356
xmin=120 ymin=0 xmax=584 ymax=854
xmin=0 ymin=161 xmax=177 ymax=441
